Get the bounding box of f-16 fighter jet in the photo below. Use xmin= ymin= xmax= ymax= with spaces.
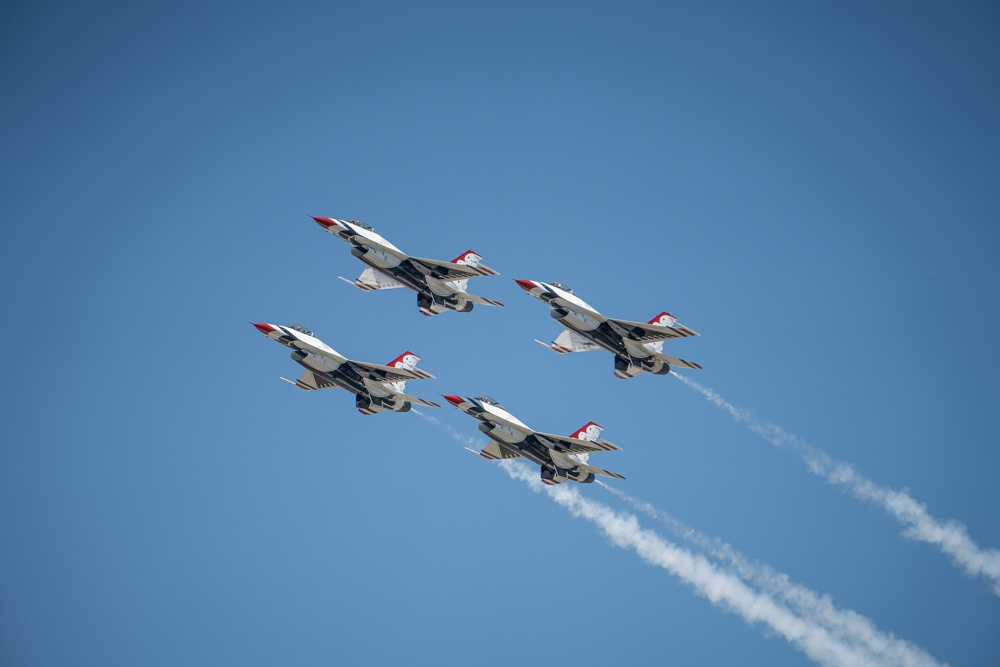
xmin=251 ymin=322 xmax=440 ymax=414
xmin=312 ymin=216 xmax=504 ymax=316
xmin=443 ymin=394 xmax=625 ymax=485
xmin=514 ymin=279 xmax=702 ymax=379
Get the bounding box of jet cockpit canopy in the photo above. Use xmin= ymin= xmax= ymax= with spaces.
xmin=475 ymin=396 xmax=504 ymax=410
xmin=550 ymin=282 xmax=574 ymax=294
xmin=347 ymin=219 xmax=374 ymax=232
xmin=287 ymin=324 xmax=315 ymax=337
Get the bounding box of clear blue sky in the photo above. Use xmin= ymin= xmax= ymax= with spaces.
xmin=2 ymin=1 xmax=999 ymax=665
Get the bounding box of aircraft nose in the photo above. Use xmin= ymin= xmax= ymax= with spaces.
xmin=252 ymin=322 xmax=277 ymax=335
xmin=442 ymin=394 xmax=464 ymax=407
xmin=514 ymin=279 xmax=538 ymax=292
xmin=312 ymin=216 xmax=340 ymax=230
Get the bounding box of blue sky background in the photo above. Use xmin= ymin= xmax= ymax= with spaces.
xmin=2 ymin=1 xmax=999 ymax=665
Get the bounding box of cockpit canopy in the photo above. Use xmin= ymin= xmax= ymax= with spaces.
xmin=474 ymin=396 xmax=504 ymax=410
xmin=347 ymin=219 xmax=374 ymax=232
xmin=550 ymin=281 xmax=574 ymax=294
xmin=287 ymin=324 xmax=314 ymax=337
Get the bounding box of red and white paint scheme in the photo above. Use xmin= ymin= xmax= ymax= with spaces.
xmin=442 ymin=394 xmax=625 ymax=485
xmin=514 ymin=279 xmax=702 ymax=379
xmin=312 ymin=216 xmax=504 ymax=316
xmin=251 ymin=322 xmax=439 ymax=415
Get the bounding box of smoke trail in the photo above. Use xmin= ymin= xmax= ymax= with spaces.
xmin=672 ymin=372 xmax=1000 ymax=596
xmin=597 ymin=482 xmax=943 ymax=667
xmin=412 ymin=407 xmax=484 ymax=449
xmin=415 ymin=411 xmax=947 ymax=665
xmin=498 ymin=460 xmax=937 ymax=667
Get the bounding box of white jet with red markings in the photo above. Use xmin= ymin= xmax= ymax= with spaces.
xmin=514 ymin=279 xmax=702 ymax=379
xmin=443 ymin=394 xmax=625 ymax=485
xmin=312 ymin=216 xmax=504 ymax=316
xmin=251 ymin=322 xmax=439 ymax=414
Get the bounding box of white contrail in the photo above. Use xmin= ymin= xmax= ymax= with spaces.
xmin=498 ymin=461 xmax=937 ymax=667
xmin=672 ymin=372 xmax=1000 ymax=596
xmin=597 ymin=482 xmax=943 ymax=667
xmin=412 ymin=408 xmax=484 ymax=449
xmin=416 ymin=412 xmax=946 ymax=665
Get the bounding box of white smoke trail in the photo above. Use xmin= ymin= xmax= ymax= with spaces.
xmin=412 ymin=408 xmax=484 ymax=449
xmin=597 ymin=482 xmax=944 ymax=667
xmin=415 ymin=411 xmax=947 ymax=665
xmin=498 ymin=460 xmax=933 ymax=667
xmin=672 ymin=372 xmax=1000 ymax=596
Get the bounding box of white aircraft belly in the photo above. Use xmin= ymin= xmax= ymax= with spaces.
xmin=301 ymin=350 xmax=344 ymax=373
xmin=490 ymin=423 xmax=527 ymax=444
xmin=562 ymin=307 xmax=601 ymax=332
xmin=428 ymin=279 xmax=457 ymax=297
xmin=622 ymin=338 xmax=654 ymax=359
xmin=549 ymin=450 xmax=579 ymax=469
xmin=363 ymin=247 xmax=403 ymax=269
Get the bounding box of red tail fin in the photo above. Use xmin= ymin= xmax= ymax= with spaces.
xmin=648 ymin=311 xmax=678 ymax=327
xmin=569 ymin=421 xmax=604 ymax=442
xmin=386 ymin=351 xmax=420 ymax=371
xmin=451 ymin=250 xmax=483 ymax=267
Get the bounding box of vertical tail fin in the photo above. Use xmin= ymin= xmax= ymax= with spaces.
xmin=648 ymin=311 xmax=679 ymax=327
xmin=385 ymin=351 xmax=420 ymax=393
xmin=568 ymin=421 xmax=605 ymax=465
xmin=569 ymin=421 xmax=604 ymax=442
xmin=448 ymin=250 xmax=484 ymax=292
xmin=646 ymin=311 xmax=678 ymax=354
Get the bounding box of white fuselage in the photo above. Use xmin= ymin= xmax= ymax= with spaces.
xmin=327 ymin=220 xmax=472 ymax=306
xmin=257 ymin=323 xmax=409 ymax=414
xmin=471 ymin=401 xmax=585 ymax=470
xmin=538 ymin=283 xmax=660 ymax=362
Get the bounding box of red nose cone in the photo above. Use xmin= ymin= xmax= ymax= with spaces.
xmin=312 ymin=216 xmax=338 ymax=230
xmin=514 ymin=279 xmax=537 ymax=292
xmin=252 ymin=322 xmax=276 ymax=335
xmin=442 ymin=394 xmax=464 ymax=407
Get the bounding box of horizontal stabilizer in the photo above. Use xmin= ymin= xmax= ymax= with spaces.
xmin=659 ymin=353 xmax=702 ymax=370
xmin=394 ymin=391 xmax=441 ymax=409
xmin=460 ymin=291 xmax=504 ymax=307
xmin=582 ymin=463 xmax=626 ymax=480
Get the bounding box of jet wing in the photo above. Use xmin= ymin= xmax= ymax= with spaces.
xmin=347 ymin=360 xmax=434 ymax=383
xmin=605 ymin=317 xmax=699 ymax=343
xmin=532 ymin=431 xmax=621 ymax=454
xmin=406 ymin=255 xmax=499 ymax=281
xmin=339 ymin=267 xmax=405 ymax=291
xmin=283 ymin=370 xmax=340 ymax=391
xmin=475 ymin=440 xmax=523 ymax=461
xmin=536 ymin=328 xmax=602 ymax=354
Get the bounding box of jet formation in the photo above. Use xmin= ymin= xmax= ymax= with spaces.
xmin=252 ymin=216 xmax=704 ymax=483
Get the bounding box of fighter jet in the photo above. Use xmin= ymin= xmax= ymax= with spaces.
xmin=514 ymin=279 xmax=702 ymax=379
xmin=251 ymin=322 xmax=440 ymax=414
xmin=443 ymin=394 xmax=625 ymax=484
xmin=312 ymin=216 xmax=504 ymax=316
